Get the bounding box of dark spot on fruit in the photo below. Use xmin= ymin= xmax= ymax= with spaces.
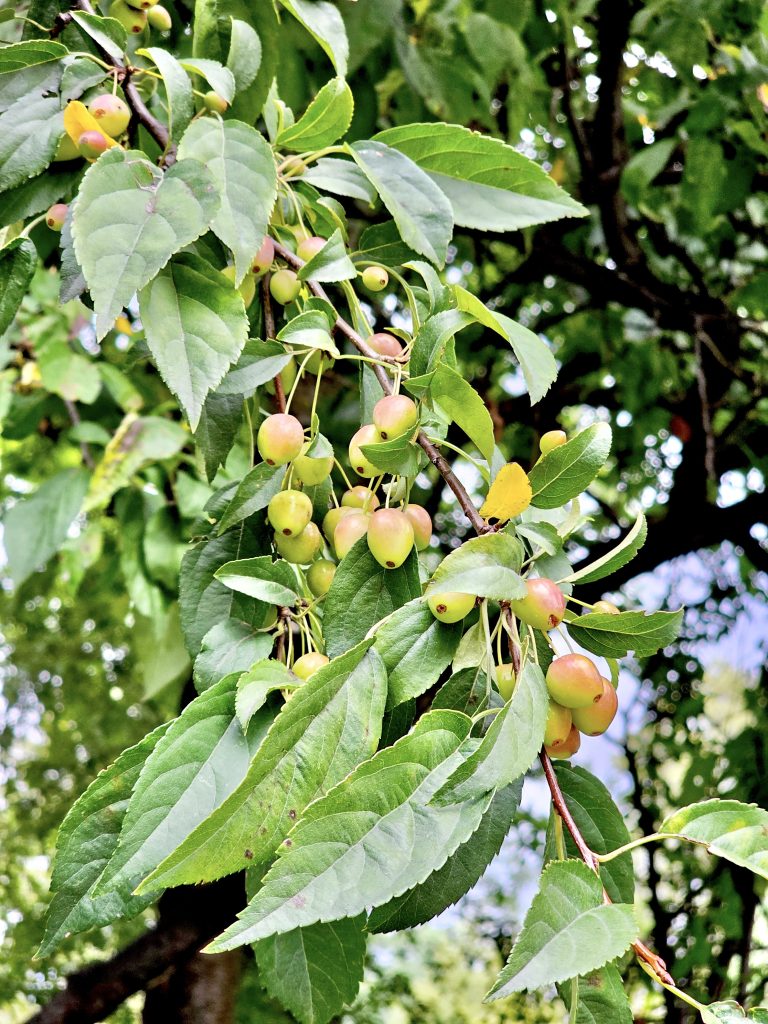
xmin=437 ymin=603 xmax=447 ymax=613
xmin=386 ymin=560 xmax=395 ymax=568
xmin=283 ymin=528 xmax=291 ymax=535
xmin=381 ymin=431 xmax=389 ymax=439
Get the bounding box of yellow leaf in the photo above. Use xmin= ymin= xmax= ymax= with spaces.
xmin=63 ymin=101 xmax=119 ymax=152
xmin=480 ymin=462 xmax=532 ymax=521
xmin=114 ymin=315 xmax=133 ymax=335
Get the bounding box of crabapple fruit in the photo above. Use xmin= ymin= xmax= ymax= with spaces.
xmin=307 ymin=558 xmax=336 ymax=597
xmin=372 ymin=394 xmax=418 ymax=440
xmin=203 ymin=91 xmax=228 ymax=113
xmin=592 ymin=600 xmax=620 ymax=615
xmin=274 ymin=522 xmax=322 ymax=564
xmin=546 ymin=723 xmax=581 ymax=759
xmin=78 ymin=130 xmax=108 ymax=160
xmin=256 ymin=413 xmax=304 ymax=466
xmin=334 ymin=511 xmax=369 ymax=559
xmin=267 ymin=490 xmax=313 ymax=537
xmin=46 ymin=204 xmax=68 ymax=231
xmin=251 ymin=237 xmax=274 ymax=276
xmin=571 ymin=677 xmax=618 ymax=736
xmin=110 ymin=0 xmax=147 ymax=33
xmin=540 ymin=430 xmax=567 ymax=455
xmin=546 ymin=654 xmax=603 ymax=709
xmin=543 ymin=701 xmax=573 ymax=749
xmin=509 ymin=578 xmax=566 ymax=631
xmin=496 ymin=663 xmax=516 ymax=701
xmin=342 ymin=486 xmax=380 ymax=512
xmin=293 ymin=444 xmax=334 ymax=486
xmin=147 ymin=3 xmax=171 ymax=28
xmin=292 ymin=652 xmax=329 ymax=680
xmin=367 ymin=332 xmax=402 ymax=358
xmin=87 ymin=94 xmax=130 ymax=137
xmin=367 ymin=508 xmax=414 ymax=569
xmin=348 ymin=424 xmax=380 ymax=478
xmin=404 ymin=504 xmax=432 ymax=550
xmin=296 ymin=236 xmax=326 ymax=262
xmin=269 ymin=269 xmax=301 ymax=305
xmin=361 ymin=266 xmax=388 ymax=291
xmin=427 ymin=591 xmax=476 ymax=624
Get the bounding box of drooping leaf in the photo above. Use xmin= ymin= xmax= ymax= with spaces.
xmin=69 ymin=11 xmax=127 ymax=63
xmin=557 ymin=966 xmax=634 ymax=1024
xmin=297 ymin=228 xmax=357 ymax=283
xmin=426 ymin=533 xmax=525 ymax=601
xmin=215 ymin=555 xmax=299 ymax=605
xmin=235 ymin=659 xmax=299 ymax=730
xmin=277 ymin=78 xmax=354 ymax=152
xmin=277 ymin=0 xmax=349 ymax=77
xmin=138 ymin=47 xmax=195 ymax=144
xmin=194 ymin=388 xmax=244 ymax=481
xmin=428 ymin=363 xmax=496 ymax=461
xmin=660 ymin=800 xmax=768 ymax=880
xmin=194 ymin=619 xmax=274 ymax=693
xmin=303 ymin=157 xmax=377 ymax=205
xmin=0 ymin=238 xmax=36 ymax=336
xmin=561 ymin=513 xmax=647 ymax=585
xmin=216 ymin=463 xmax=286 ymax=533
xmin=568 ymin=608 xmax=684 ymax=658
xmin=0 ymin=93 xmax=62 ymax=192
xmin=226 ymin=18 xmax=262 ymax=93
xmin=528 ymin=424 xmax=612 ymax=509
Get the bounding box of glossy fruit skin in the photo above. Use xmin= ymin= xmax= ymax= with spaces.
xmin=292 ymin=652 xmax=329 ymax=680
xmin=496 ymin=663 xmax=516 ymax=701
xmin=546 ymin=654 xmax=603 ymax=709
xmin=367 ymin=509 xmax=414 ymax=569
xmin=203 ymin=91 xmax=228 ymax=113
xmin=46 ymin=203 xmax=68 ymax=231
xmin=592 ymin=600 xmax=620 ymax=615
xmin=348 ymin=424 xmax=380 ymax=478
xmin=147 ymin=3 xmax=171 ymax=29
xmin=572 ymin=677 xmax=618 ymax=736
xmin=267 ymin=489 xmax=313 ymax=537
xmin=53 ymin=134 xmax=80 ymax=162
xmin=257 ymin=413 xmax=304 ymax=467
xmin=297 ymin=236 xmax=326 ymax=262
xmin=110 ymin=0 xmax=147 ymax=33
xmin=126 ymin=0 xmax=157 ymax=9
xmin=335 ymin=511 xmax=370 ymax=559
xmin=368 ymin=332 xmax=402 ymax=358
xmin=362 ymin=266 xmax=389 ymax=291
xmin=342 ymin=486 xmax=380 ymax=512
xmin=307 ymin=559 xmax=336 ymax=597
xmin=269 ymin=268 xmax=301 ymax=305
xmin=540 ymin=429 xmax=567 ymax=455
xmin=293 ymin=444 xmax=334 ymax=486
xmin=544 ymin=701 xmax=573 ymax=748
xmin=251 ymin=237 xmax=275 ymax=276
xmin=372 ymin=394 xmax=418 ymax=440
xmin=78 ymin=131 xmax=108 ymax=160
xmin=322 ymin=505 xmax=355 ymax=545
xmin=427 ymin=591 xmax=476 ymax=624
xmin=404 ymin=504 xmax=432 ymax=550
xmin=546 ymin=724 xmax=581 ymax=760
xmin=274 ymin=522 xmax=322 ymax=564
xmin=88 ymin=94 xmax=130 ymax=137
xmin=509 ymin=578 xmax=566 ymax=632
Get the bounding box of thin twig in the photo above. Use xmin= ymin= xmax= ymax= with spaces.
xmin=261 ymin=275 xmax=286 ymax=413
xmin=693 ymin=330 xmax=717 ymax=487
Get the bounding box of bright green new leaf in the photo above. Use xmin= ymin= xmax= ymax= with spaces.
xmin=429 ymin=363 xmax=495 ymax=461
xmin=0 ymin=40 xmax=67 ymax=75
xmin=277 ymin=0 xmax=349 ymax=77
xmin=178 ymin=57 xmax=236 ymax=102
xmin=661 ymin=800 xmax=768 ymax=880
xmin=278 ymin=78 xmax=354 ymax=152
xmin=561 ymin=513 xmax=647 ymax=585
xmin=215 ymin=555 xmax=299 ymax=605
xmin=426 ymin=533 xmax=525 ymax=601
xmin=528 ymin=423 xmax=613 ymax=508
xmin=235 ymin=659 xmax=299 ymax=730
xmin=0 ymin=238 xmax=36 ymax=336
xmin=568 ymin=608 xmax=684 ymax=658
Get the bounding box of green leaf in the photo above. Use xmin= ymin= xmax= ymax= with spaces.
xmin=194 ymin=620 xmax=274 ymax=693
xmin=195 ymin=388 xmax=243 ymax=482
xmin=0 ymin=93 xmax=62 ymax=192
xmin=323 ymin=539 xmax=421 ymax=658
xmin=433 ymin=666 xmax=490 ymax=717
xmin=369 ymin=782 xmax=521 ymax=932
xmin=297 ymin=228 xmax=357 ymax=283
xmin=277 ymin=310 xmax=339 ymax=353
xmin=215 ymin=555 xmax=299 ymax=605
xmin=303 ymin=157 xmax=376 ymax=205
xmin=0 ymin=40 xmax=67 ymax=74
xmin=140 ymin=642 xmax=387 ymax=888
xmin=138 ymin=253 xmax=248 ymax=429
xmin=528 ymin=423 xmax=613 ymax=509
xmin=2 ymin=467 xmax=89 ymax=587
xmin=0 ymin=164 xmax=81 ymax=231
xmin=278 ymin=78 xmax=354 ymax=152
xmin=568 ymin=608 xmax=684 ymax=658
xmin=486 ymin=860 xmax=637 ymax=999
xmin=226 ymin=18 xmax=262 ymax=92
xmin=73 ymin=149 xmax=220 ymax=341
xmin=409 ymin=310 xmax=475 ymax=378
xmin=433 ymin=662 xmax=547 ymax=804
xmin=426 ymin=533 xmax=525 ymax=601
xmin=558 ymin=966 xmax=634 ymax=1024
xmin=177 ymin=119 xmax=277 ymax=284
xmin=38 ymin=723 xmax=169 ymax=956
xmin=254 ymin=916 xmax=367 ymax=1024
xmin=360 ymin=430 xmax=423 ymax=477
xmin=277 ymin=0 xmax=348 ymax=77
xmin=350 ymin=140 xmax=453 ymax=267
xmin=207 ymin=710 xmax=493 ymax=950
xmin=96 ymin=677 xmax=273 ymax=898
xmin=69 ymin=11 xmax=127 ymax=63
xmin=138 ymin=47 xmax=195 ymax=145
xmin=217 ymin=462 xmax=286 ymax=533
xmin=375 ymin=123 xmax=587 ymax=231
xmin=429 ymin=363 xmax=495 ymax=461
xmin=236 ymin=659 xmax=299 ymax=730
xmin=660 ymin=800 xmax=768 ymax=880
xmin=218 ymin=339 xmax=294 ymax=395
xmin=38 ymin=342 xmax=101 ymax=404
xmin=178 ymin=57 xmax=236 ymax=102
xmin=356 ymin=219 xmax=420 ymax=266
xmin=561 ymin=513 xmax=647 ymax=585
xmin=544 ymin=765 xmax=634 ymax=904
xmin=0 ymin=238 xmax=36 ymax=336
xmin=374 ymin=598 xmax=463 ymax=710
xmin=702 ymin=1002 xmax=761 ymax=1023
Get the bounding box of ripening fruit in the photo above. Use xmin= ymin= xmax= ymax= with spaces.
xmin=293 ymin=444 xmax=334 ymax=486
xmin=496 ymin=663 xmax=516 ymax=701
xmin=334 ymin=511 xmax=369 ymax=559
xmin=282 ymin=155 xmax=307 ymax=176
xmin=269 ymin=268 xmax=301 ymax=305
xmin=267 ymin=489 xmax=313 ymax=537
xmin=307 ymin=558 xmax=336 ymax=597
xmin=257 ymin=413 xmax=304 ymax=466
xmin=509 ymin=578 xmax=566 ymax=632
xmin=367 ymin=332 xmax=402 ymax=358
xmin=78 ymin=130 xmax=108 ymax=160
xmin=404 ymin=504 xmax=432 ymax=550
xmin=372 ymin=394 xmax=418 ymax=440
xmin=362 ymin=266 xmax=389 ymax=291
xmin=427 ymin=591 xmax=476 ymax=624
xmin=203 ymin=90 xmax=228 ymax=113
xmin=88 ymin=94 xmax=131 ymax=137
xmin=251 ymin=237 xmax=274 ymax=276
xmin=592 ymin=600 xmax=620 ymax=615
xmin=546 ymin=654 xmax=603 ymax=709
xmin=292 ymin=652 xmax=329 ymax=680
xmin=367 ymin=509 xmax=414 ymax=569
xmin=53 ymin=134 xmax=80 ymax=162
xmin=46 ymin=203 xmax=68 ymax=232
xmin=544 ymin=701 xmax=573 ymax=749
xmin=147 ymin=3 xmax=171 ymax=29
xmin=274 ymin=522 xmax=322 ymax=564
xmin=296 ymin=236 xmax=326 ymax=262
xmin=342 ymin=486 xmax=380 ymax=512
xmin=110 ymin=0 xmax=147 ymax=33
xmin=322 ymin=505 xmax=355 ymax=544
xmin=348 ymin=424 xmax=380 ymax=478
xmin=546 ymin=723 xmax=581 ymax=760
xmin=540 ymin=430 xmax=567 ymax=455
xmin=222 ymin=265 xmax=255 ymax=305
xmin=572 ymin=677 xmax=618 ymax=736
xmin=125 ymin=0 xmax=157 ymax=9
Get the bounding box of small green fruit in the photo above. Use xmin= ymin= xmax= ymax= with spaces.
xmin=110 ymin=0 xmax=147 ymax=34
xmin=269 ymin=268 xmax=301 ymax=305
xmin=78 ymin=130 xmax=109 ymax=160
xmin=496 ymin=663 xmax=516 ymax=701
xmin=540 ymin=429 xmax=567 ymax=455
xmin=296 ymin=236 xmax=326 ymax=262
xmin=147 ymin=3 xmax=172 ymax=29
xmin=546 ymin=654 xmax=603 ymax=709
xmin=322 ymin=505 xmax=355 ymax=545
xmin=334 ymin=511 xmax=369 ymax=559
xmin=546 ymin=723 xmax=581 ymax=760
xmin=307 ymin=558 xmax=336 ymax=597
xmin=87 ymin=94 xmax=130 ymax=137
xmin=367 ymin=332 xmax=402 ymax=358
xmin=268 ymin=489 xmax=313 ymax=537
xmin=125 ymin=0 xmax=157 ymax=9
xmin=203 ymin=90 xmax=228 ymax=113
xmin=571 ymin=677 xmax=618 ymax=736
xmin=265 ymin=358 xmax=297 ymax=397
xmin=46 ymin=203 xmax=68 ymax=232
xmin=342 ymin=486 xmax=380 ymax=512
xmin=404 ymin=504 xmax=431 ymax=550
xmin=293 ymin=443 xmax=334 ymax=486
xmin=53 ymin=134 xmax=80 ymax=162
xmin=304 ymin=349 xmax=334 ymax=375
xmin=223 ymin=265 xmax=256 ymax=306
xmin=274 ymin=522 xmax=322 ymax=564
xmin=292 ymin=652 xmax=329 ymax=680
xmin=251 ymin=236 xmax=275 ymax=276
xmin=257 ymin=412 xmax=304 ymax=467
xmin=509 ymin=578 xmax=566 ymax=632
xmin=367 ymin=508 xmax=414 ymax=569
xmin=543 ymin=701 xmax=573 ymax=748
xmin=372 ymin=394 xmax=418 ymax=440
xmin=348 ymin=424 xmax=380 ymax=478
xmin=361 ymin=266 xmax=389 ymax=292
xmin=592 ymin=600 xmax=620 ymax=615
xmin=427 ymin=592 xmax=476 ymax=624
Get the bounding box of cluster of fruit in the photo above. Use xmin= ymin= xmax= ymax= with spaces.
xmin=109 ymin=0 xmax=172 ymax=35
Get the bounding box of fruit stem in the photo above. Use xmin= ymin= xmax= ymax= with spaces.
xmin=595 ymin=832 xmax=679 ymax=863
xmin=19 ymin=213 xmax=47 ymax=238
xmin=243 ymin=398 xmax=255 ymax=467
